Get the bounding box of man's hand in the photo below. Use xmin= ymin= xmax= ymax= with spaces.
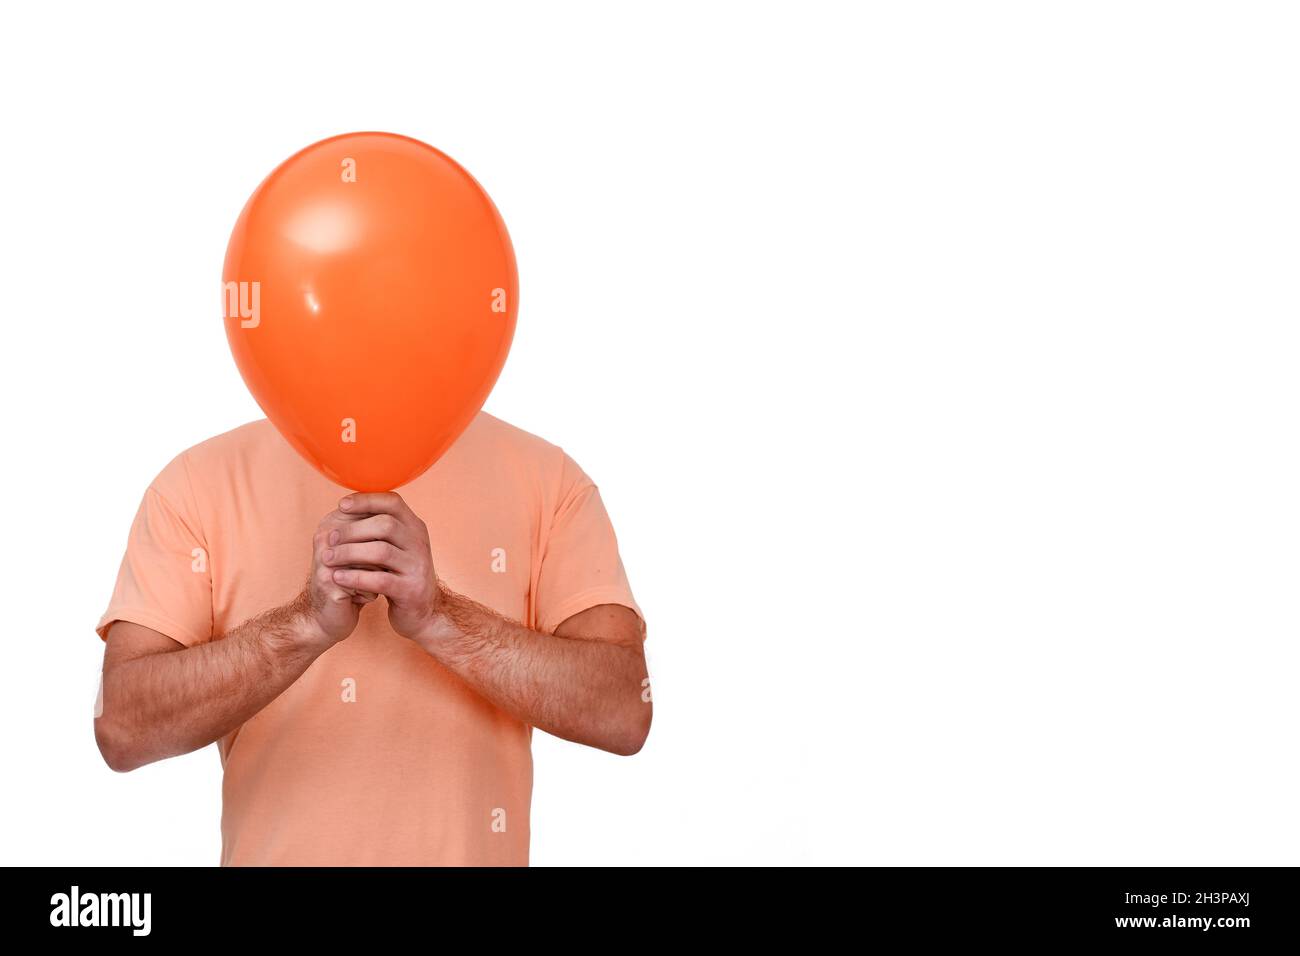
xmin=324 ymin=493 xmax=442 ymax=643
xmin=299 ymin=507 xmax=380 ymax=648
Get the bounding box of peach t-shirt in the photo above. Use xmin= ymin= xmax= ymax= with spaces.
xmin=96 ymin=412 xmax=640 ymax=866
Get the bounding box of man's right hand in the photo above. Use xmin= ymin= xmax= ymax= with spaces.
xmin=298 ymin=508 xmax=379 ymax=647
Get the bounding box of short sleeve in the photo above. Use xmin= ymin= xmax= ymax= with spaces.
xmin=535 ymin=453 xmax=642 ymax=636
xmin=95 ymin=453 xmax=214 ymax=648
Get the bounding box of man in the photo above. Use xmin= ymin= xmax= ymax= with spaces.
xmin=94 ymin=412 xmax=649 ymax=865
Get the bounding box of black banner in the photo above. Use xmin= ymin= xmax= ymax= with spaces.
xmin=6 ymin=867 xmax=1294 ymax=944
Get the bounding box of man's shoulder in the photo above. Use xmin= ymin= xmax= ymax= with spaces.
xmin=464 ymin=412 xmax=562 ymax=460
xmin=444 ymin=411 xmax=574 ymax=485
xmin=455 ymin=413 xmax=596 ymax=501
xmin=175 ymin=418 xmax=287 ymax=469
xmin=154 ymin=419 xmax=310 ymax=497
xmin=137 ymin=420 xmax=288 ymax=511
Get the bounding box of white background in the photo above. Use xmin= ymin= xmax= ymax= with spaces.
xmin=1 ymin=1 xmax=1297 ymax=866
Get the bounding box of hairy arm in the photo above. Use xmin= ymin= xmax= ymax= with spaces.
xmin=95 ymin=508 xmax=375 ymax=772
xmin=426 ymin=595 xmax=651 ymax=755
xmin=96 ymin=605 xmax=319 ymax=772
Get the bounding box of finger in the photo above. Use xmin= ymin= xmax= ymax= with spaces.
xmin=322 ymin=549 xmax=379 ymax=601
xmin=317 ymin=510 xmax=374 ymax=548
xmin=338 ymin=493 xmax=415 ymax=521
xmin=324 ymin=509 xmax=375 ymax=529
xmin=332 ymin=568 xmax=401 ymax=596
xmin=335 ymin=573 xmax=378 ymax=599
xmin=324 ymin=540 xmax=411 ymax=572
xmin=331 ymin=513 xmax=419 ymax=549
xmin=321 ymin=585 xmax=356 ymax=605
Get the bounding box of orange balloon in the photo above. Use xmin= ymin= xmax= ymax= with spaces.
xmin=222 ymin=132 xmax=518 ymax=491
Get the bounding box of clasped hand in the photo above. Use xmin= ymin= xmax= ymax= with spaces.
xmin=304 ymin=492 xmax=443 ymax=646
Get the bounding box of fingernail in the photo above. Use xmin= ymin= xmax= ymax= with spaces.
xmin=323 ymin=548 xmax=334 ymax=562
xmin=340 ymin=496 xmax=354 ymax=510
xmin=329 ymin=530 xmax=339 ymax=545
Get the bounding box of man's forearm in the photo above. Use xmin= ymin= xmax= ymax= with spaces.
xmin=416 ymin=588 xmax=651 ymax=755
xmin=97 ymin=597 xmax=323 ymax=772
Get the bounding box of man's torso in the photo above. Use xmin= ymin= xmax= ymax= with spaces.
xmin=183 ymin=413 xmax=563 ymax=865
